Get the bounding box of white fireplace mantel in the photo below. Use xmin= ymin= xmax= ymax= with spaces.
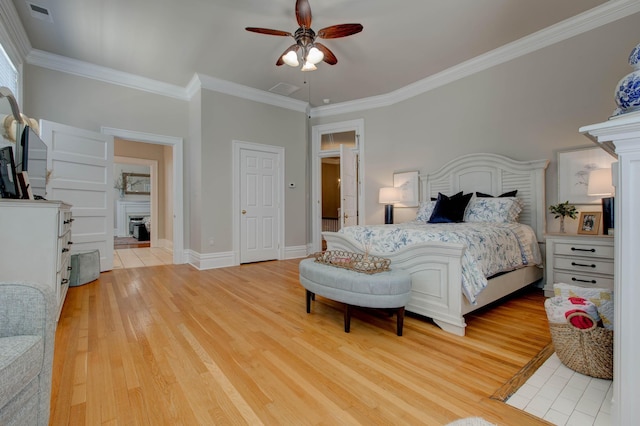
xmin=580 ymin=112 xmax=640 ymax=426
xmin=116 ymin=200 xmax=150 ymax=237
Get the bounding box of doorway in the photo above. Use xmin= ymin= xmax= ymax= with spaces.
xmin=311 ymin=119 xmax=365 ymax=253
xmin=102 ymin=127 xmax=185 ymax=265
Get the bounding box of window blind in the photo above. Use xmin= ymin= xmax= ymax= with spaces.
xmin=0 ymin=43 xmax=18 ymax=97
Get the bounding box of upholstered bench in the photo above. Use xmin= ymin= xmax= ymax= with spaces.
xmin=298 ymin=258 xmax=412 ymax=336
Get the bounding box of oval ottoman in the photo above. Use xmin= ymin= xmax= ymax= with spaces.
xmin=298 ymin=258 xmax=412 ymax=336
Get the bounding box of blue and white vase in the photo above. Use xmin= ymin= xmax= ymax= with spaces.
xmin=613 ymin=42 xmax=640 ymax=116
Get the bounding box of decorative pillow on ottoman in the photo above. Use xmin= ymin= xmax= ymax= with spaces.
xmin=553 ymin=283 xmax=614 ymax=330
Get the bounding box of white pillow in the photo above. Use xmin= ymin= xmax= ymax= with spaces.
xmin=415 ymin=200 xmax=437 ymax=222
xmin=463 ymin=197 xmax=522 ymax=223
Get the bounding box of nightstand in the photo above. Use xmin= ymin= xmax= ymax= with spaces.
xmin=543 ymin=233 xmax=614 ymax=297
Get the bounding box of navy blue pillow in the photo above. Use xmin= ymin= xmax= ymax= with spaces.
xmin=430 ymin=191 xmax=463 ymax=202
xmin=428 ymin=192 xmax=473 ymax=223
xmin=476 ymin=190 xmax=518 ymax=198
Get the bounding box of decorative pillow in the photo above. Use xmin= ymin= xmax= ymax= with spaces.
xmin=428 ymin=192 xmax=473 ymax=223
xmin=430 ymin=191 xmax=462 ymax=202
xmin=476 ymin=190 xmax=518 ymax=198
xmin=463 ymin=197 xmax=522 ymax=223
xmin=416 ymin=200 xmax=437 ymax=222
xmin=553 ymin=283 xmax=614 ymax=330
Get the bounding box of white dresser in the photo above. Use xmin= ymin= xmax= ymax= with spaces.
xmin=543 ymin=233 xmax=614 ymax=297
xmin=0 ymin=199 xmax=73 ymax=320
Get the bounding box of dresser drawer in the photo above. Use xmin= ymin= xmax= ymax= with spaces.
xmin=554 ymin=257 xmax=614 ymax=276
xmin=58 ymin=210 xmax=73 ymax=236
xmin=554 ymin=242 xmax=614 ymax=259
xmin=554 ymin=271 xmax=614 ymax=289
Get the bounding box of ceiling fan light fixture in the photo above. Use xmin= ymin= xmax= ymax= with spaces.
xmin=282 ymin=50 xmax=300 ymax=67
xmin=301 ymin=61 xmax=317 ymax=72
xmin=306 ymin=46 xmax=324 ymax=65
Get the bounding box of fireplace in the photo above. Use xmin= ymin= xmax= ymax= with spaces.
xmin=116 ymin=200 xmax=150 ymax=237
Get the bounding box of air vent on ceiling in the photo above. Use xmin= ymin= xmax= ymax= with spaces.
xmin=268 ymin=83 xmax=300 ymax=97
xmin=27 ymin=2 xmax=53 ymax=22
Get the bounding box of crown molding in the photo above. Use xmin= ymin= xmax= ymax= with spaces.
xmin=10 ymin=0 xmax=640 ymax=117
xmin=0 ymin=0 xmax=31 ymax=64
xmin=193 ymin=73 xmax=308 ymax=113
xmin=310 ymin=0 xmax=640 ymax=118
xmin=26 ymin=49 xmax=188 ymax=100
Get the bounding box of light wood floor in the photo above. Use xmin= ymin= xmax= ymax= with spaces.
xmin=51 ymin=259 xmax=552 ymax=425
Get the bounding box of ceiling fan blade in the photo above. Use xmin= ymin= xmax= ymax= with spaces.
xmin=315 ymin=42 xmax=337 ymax=65
xmin=276 ymin=44 xmax=300 ymax=66
xmin=245 ymin=27 xmax=292 ymax=37
xmin=317 ymin=23 xmax=363 ymax=39
xmin=295 ymin=0 xmax=312 ymax=28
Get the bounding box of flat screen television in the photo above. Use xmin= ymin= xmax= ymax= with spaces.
xmin=0 ymin=145 xmax=19 ymax=198
xmin=17 ymin=125 xmax=47 ymax=198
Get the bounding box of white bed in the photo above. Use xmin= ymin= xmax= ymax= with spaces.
xmin=323 ymin=153 xmax=549 ymax=336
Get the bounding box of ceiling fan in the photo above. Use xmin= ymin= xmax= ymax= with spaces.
xmin=246 ymin=0 xmax=363 ymax=71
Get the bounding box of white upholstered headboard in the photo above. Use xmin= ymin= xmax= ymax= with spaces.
xmin=420 ymin=153 xmax=549 ymax=241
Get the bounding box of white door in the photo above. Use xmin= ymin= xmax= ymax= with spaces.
xmin=41 ymin=120 xmax=114 ymax=271
xmin=340 ymin=144 xmax=358 ymax=227
xmin=240 ymin=146 xmax=281 ymax=263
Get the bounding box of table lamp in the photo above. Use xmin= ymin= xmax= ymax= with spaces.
xmin=379 ymin=187 xmax=401 ymax=224
xmin=587 ymin=168 xmax=614 ymax=235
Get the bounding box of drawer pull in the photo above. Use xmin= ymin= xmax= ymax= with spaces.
xmin=61 ymin=278 xmax=69 ymax=285
xmin=571 ymin=247 xmax=596 ymax=253
xmin=571 ymin=262 xmax=596 ymax=268
xmin=68 ymin=266 xmax=72 ymax=271
xmin=68 ymin=241 xmax=74 ymax=245
xmin=572 ymin=277 xmax=597 ymax=284
xmin=64 ymin=219 xmax=72 ymax=224
xmin=62 ymin=248 xmax=70 ymax=253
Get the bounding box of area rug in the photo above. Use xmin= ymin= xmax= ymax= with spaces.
xmin=114 ymin=236 xmax=150 ymax=249
xmin=490 ymin=342 xmax=554 ymax=402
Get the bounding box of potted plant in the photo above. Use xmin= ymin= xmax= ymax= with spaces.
xmin=549 ymin=201 xmax=578 ymax=233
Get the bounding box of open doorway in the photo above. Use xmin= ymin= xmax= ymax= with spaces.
xmin=102 ymin=127 xmax=184 ymax=268
xmin=311 ymin=119 xmax=365 ymax=253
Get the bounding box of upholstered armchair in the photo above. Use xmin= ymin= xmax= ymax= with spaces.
xmin=0 ymin=281 xmax=56 ymax=425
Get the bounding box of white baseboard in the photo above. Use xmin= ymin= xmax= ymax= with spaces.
xmin=187 ymin=245 xmax=307 ymax=270
xmin=284 ymin=245 xmax=308 ymax=259
xmin=187 ymin=250 xmax=236 ymax=270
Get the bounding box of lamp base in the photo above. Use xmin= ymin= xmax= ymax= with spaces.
xmin=602 ymin=197 xmax=614 ymax=235
xmin=384 ymin=204 xmax=394 ymax=225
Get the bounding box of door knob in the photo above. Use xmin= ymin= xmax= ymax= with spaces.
xmin=242 ymin=210 xmax=247 ymax=214
xmin=344 ymin=213 xmax=349 ymax=219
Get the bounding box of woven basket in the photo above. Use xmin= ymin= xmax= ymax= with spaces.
xmin=548 ymin=312 xmax=613 ymax=379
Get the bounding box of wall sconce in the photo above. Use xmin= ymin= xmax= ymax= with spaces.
xmin=379 ymin=187 xmax=401 ymax=224
xmin=587 ymin=168 xmax=615 ymax=235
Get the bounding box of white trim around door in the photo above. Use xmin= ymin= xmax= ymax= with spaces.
xmin=102 ymin=127 xmax=185 ymax=264
xmin=311 ymin=119 xmax=365 ymax=253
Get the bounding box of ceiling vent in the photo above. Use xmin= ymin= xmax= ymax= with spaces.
xmin=268 ymin=82 xmax=300 ymax=97
xmin=27 ymin=2 xmax=53 ymax=22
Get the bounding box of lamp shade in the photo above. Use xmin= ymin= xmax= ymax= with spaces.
xmin=379 ymin=187 xmax=401 ymax=204
xmin=587 ymin=168 xmax=614 ymax=196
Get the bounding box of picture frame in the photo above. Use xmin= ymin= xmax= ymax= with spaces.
xmin=557 ymin=146 xmax=615 ymax=204
xmin=393 ymin=171 xmax=419 ymax=207
xmin=577 ymin=211 xmax=601 ymax=235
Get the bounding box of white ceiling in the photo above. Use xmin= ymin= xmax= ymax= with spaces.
xmin=11 ymin=0 xmax=610 ymax=106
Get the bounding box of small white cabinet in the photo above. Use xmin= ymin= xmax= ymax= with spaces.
xmin=0 ymin=199 xmax=73 ymax=320
xmin=544 ymin=233 xmax=614 ymax=297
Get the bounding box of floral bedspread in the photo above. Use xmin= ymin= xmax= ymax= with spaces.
xmin=337 ymin=222 xmax=541 ymax=304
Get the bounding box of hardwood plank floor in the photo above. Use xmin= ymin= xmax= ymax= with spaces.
xmin=51 ymin=259 xmax=552 ymax=425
